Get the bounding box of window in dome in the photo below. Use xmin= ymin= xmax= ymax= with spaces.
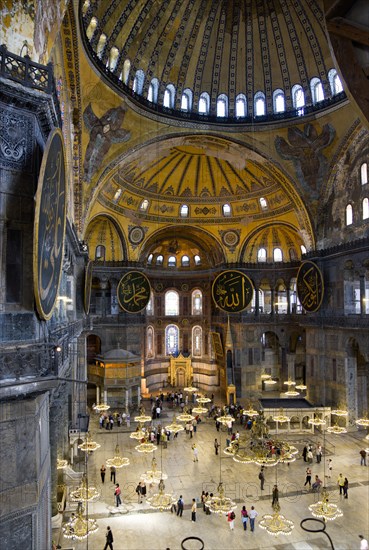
xmin=217 ymin=94 xmax=228 ymax=117
xmin=300 ymin=244 xmax=307 ymax=255
xmin=222 ymin=203 xmax=232 ymax=217
xmin=235 ymin=94 xmax=247 ymax=117
xmin=273 ymin=89 xmax=285 ymax=113
xmin=363 ymin=198 xmax=369 ymax=220
xmin=273 ymin=247 xmax=283 ymax=262
xmin=146 ymin=294 xmax=154 ymax=315
xmin=109 ymin=47 xmax=119 ymax=71
xmin=181 ymin=89 xmax=193 ymax=111
xmin=163 ymin=84 xmax=175 ymax=108
xmin=361 ymin=163 xmax=368 ymax=185
xmin=180 ymin=204 xmax=189 ymax=217
xmin=122 ymin=59 xmax=131 ymax=85
xmin=311 ymin=77 xmax=324 ymax=104
xmin=292 ymin=84 xmax=305 ymax=115
xmin=95 ymin=245 xmax=105 ymax=261
xmin=194 ymin=255 xmax=201 ymax=266
xmin=96 ymin=34 xmax=107 ymax=59
xmin=259 ymin=197 xmax=268 ymax=210
xmin=133 ymin=69 xmax=145 ymax=94
xmin=113 ymin=188 xmax=122 ymax=203
xmin=192 ymin=289 xmax=202 ymax=315
xmin=289 ymin=248 xmax=298 ymax=261
xmin=147 ymin=78 xmax=159 ymax=103
xmin=156 ymin=255 xmax=164 ymax=265
xmin=165 ymin=324 xmax=179 ymax=355
xmin=199 ymin=92 xmax=210 ymax=115
xmin=328 ymin=69 xmax=343 ymax=95
xmin=86 ymin=17 xmax=98 ymax=41
xmin=147 ymin=254 xmax=153 ymax=264
xmin=192 ymin=326 xmax=202 ymax=357
xmin=346 ymin=204 xmax=353 ymax=226
xmin=165 ymin=290 xmax=179 ymax=315
xmin=254 ymin=92 xmax=266 ymax=116
xmin=140 ymin=199 xmax=149 ymax=211
xmin=258 ymin=248 xmax=267 ymax=262
xmin=146 ymin=326 xmax=154 ymax=357
xmin=168 ymin=255 xmax=177 ymax=267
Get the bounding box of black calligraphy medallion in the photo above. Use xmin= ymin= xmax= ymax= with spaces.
xmin=296 ymin=261 xmax=324 ymax=312
xmin=117 ymin=271 xmax=151 ymax=313
xmin=212 ymin=270 xmax=253 ymax=313
xmin=33 ymin=128 xmax=67 ymax=320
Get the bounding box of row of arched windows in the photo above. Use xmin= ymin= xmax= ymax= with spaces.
xmin=346 ymin=199 xmax=369 ymax=225
xmin=146 ymin=325 xmax=202 ymax=357
xmin=85 ymin=20 xmax=343 ymax=119
xmin=147 ymin=289 xmax=203 ymax=316
xmin=140 ymin=198 xmax=234 ymax=218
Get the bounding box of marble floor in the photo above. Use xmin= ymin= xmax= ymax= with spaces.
xmin=54 ymin=400 xmax=369 ymax=550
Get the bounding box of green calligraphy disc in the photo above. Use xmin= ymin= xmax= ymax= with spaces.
xmin=212 ymin=270 xmax=254 ymax=313
xmin=117 ymin=271 xmax=151 ymax=313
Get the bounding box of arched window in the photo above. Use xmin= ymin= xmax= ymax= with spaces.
xmin=192 ymin=289 xmax=203 ymax=315
xmin=217 ymin=94 xmax=228 ymax=117
xmin=140 ymin=199 xmax=149 ymax=211
xmin=292 ymin=84 xmax=305 ymax=116
xmin=311 ymin=77 xmax=324 ymax=104
xmin=181 ymin=88 xmax=193 ymax=111
xmin=181 ymin=255 xmax=190 ymax=267
xmin=146 ymin=326 xmax=154 ymax=357
xmin=222 ymin=203 xmax=232 ymax=217
xmin=146 ymin=294 xmax=154 ymax=315
xmin=235 ymin=94 xmax=247 ymax=117
xmin=259 ymin=197 xmax=268 ymax=210
xmin=346 ymin=204 xmax=353 ymax=226
xmin=289 ymin=247 xmax=298 ymax=260
xmin=165 ymin=290 xmax=179 ymax=315
xmin=199 ymin=92 xmax=210 ymax=114
xmin=258 ymin=248 xmax=267 ymax=262
xmin=95 ymin=245 xmax=105 ymax=261
xmin=156 ymin=254 xmax=164 ymax=265
xmin=113 ymin=189 xmax=122 ymax=203
xmin=192 ymin=326 xmax=202 ymax=357
xmin=328 ymin=69 xmax=343 ymax=95
xmin=165 ymin=324 xmax=179 ymax=355
xmin=168 ymin=255 xmax=177 ymax=267
xmin=133 ymin=69 xmax=145 ymax=94
xmin=147 ymin=78 xmax=159 ymax=103
xmin=122 ymin=59 xmax=131 ymax=85
xmin=363 ymin=198 xmax=369 ymax=220
xmin=254 ymin=91 xmax=266 ymax=116
xmin=300 ymin=245 xmax=307 ymax=255
xmin=147 ymin=253 xmax=153 ymax=265
xmin=194 ymin=255 xmax=201 ymax=266
xmin=108 ymin=47 xmax=119 ymax=71
xmin=361 ymin=163 xmax=368 ymax=185
xmin=180 ymin=204 xmax=189 ymax=217
xmin=273 ymin=89 xmax=285 ymax=113
xmin=96 ymin=34 xmax=107 ymax=59
xmin=86 ymin=17 xmax=98 ymax=41
xmin=163 ymin=84 xmax=175 ymax=108
xmin=273 ymin=247 xmax=283 ymax=262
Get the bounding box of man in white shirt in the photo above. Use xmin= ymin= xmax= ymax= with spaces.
xmin=248 ymin=505 xmax=258 ymax=531
xmin=359 ymin=535 xmax=369 ymax=550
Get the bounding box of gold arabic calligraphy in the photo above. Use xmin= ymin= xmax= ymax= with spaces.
xmin=118 ymin=272 xmax=151 ymax=312
xmin=213 ymin=271 xmax=253 ymax=312
xmin=297 ymin=262 xmax=323 ymax=312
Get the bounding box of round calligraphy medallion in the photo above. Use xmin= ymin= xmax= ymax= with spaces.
xmin=84 ymin=260 xmax=93 ymax=314
xmin=296 ymin=260 xmax=324 ymax=313
xmin=222 ymin=230 xmax=240 ymax=248
xmin=33 ymin=128 xmax=67 ymax=320
xmin=212 ymin=270 xmax=254 ymax=313
xmin=129 ymin=226 xmax=145 ymax=245
xmin=117 ymin=271 xmax=151 ymax=313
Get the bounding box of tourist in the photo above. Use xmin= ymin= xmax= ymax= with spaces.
xmin=272 ymin=484 xmax=279 ymax=506
xmin=192 ymin=443 xmax=198 ymax=462
xmin=227 ymin=509 xmax=235 ymax=530
xmin=214 ymin=438 xmax=220 ymax=455
xmin=191 ymin=498 xmax=197 ymax=522
xmin=360 ymin=449 xmax=367 ymax=466
xmin=114 ymin=483 xmax=121 ymax=507
xmin=100 ymin=464 xmax=106 ymax=484
xmin=343 ymin=477 xmax=348 ymax=498
xmin=258 ymin=467 xmax=265 ymax=490
xmin=241 ymin=505 xmax=248 ymax=530
xmin=248 ymin=506 xmax=258 ymax=531
xmin=337 ymin=473 xmax=345 ymax=495
xmin=103 ymin=526 xmax=114 ymax=550
xmin=110 ymin=465 xmax=116 ymax=484
xmin=304 ymin=467 xmax=312 ymax=487
xmin=359 ymin=535 xmax=369 ymax=550
xmin=177 ymin=495 xmax=184 ymax=517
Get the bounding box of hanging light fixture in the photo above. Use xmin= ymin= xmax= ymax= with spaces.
xmin=93 ymin=402 xmax=110 ymax=412
xmin=243 ymin=401 xmax=259 ymax=417
xmin=259 ymin=503 xmax=294 ymax=536
xmin=263 ymin=377 xmax=277 ymax=385
xmin=326 ymin=424 xmax=347 ymax=435
xmin=140 ymin=456 xmax=168 ymax=484
xmin=176 ymin=407 xmax=195 ymax=422
xmin=134 ymin=407 xmax=152 ymax=423
xmin=284 ymin=388 xmax=300 ymax=397
xmin=192 ymin=405 xmax=208 ymax=414
xmin=70 ymin=474 xmax=100 ymax=502
xmin=164 ymin=417 xmax=185 ymax=434
xmin=283 ymin=378 xmax=296 ymax=387
xmin=205 ymin=482 xmax=237 ymax=514
xmin=106 ymin=444 xmax=130 ymax=468
xmin=62 ymin=502 xmax=98 ymax=540
xmin=130 ymin=423 xmax=147 ymax=440
xmin=272 ymin=409 xmax=290 ymax=423
xmin=308 ymin=489 xmax=343 ymax=521
xmin=308 ymin=415 xmax=326 ymax=427
xmin=261 ymin=372 xmax=272 ymax=381
xmin=147 ymin=478 xmax=176 ymax=511
xmin=78 ymin=433 xmax=101 ymax=452
xmin=183 ymin=385 xmax=198 ymax=393
xmin=331 ymin=408 xmax=348 ymax=417
xmin=135 ymin=436 xmax=158 ymax=453
xmin=356 ymin=415 xmax=369 ymax=427
xmin=196 ymin=396 xmax=212 ymax=404
xmin=295 ymin=383 xmax=307 ymax=391
xmin=57 ymin=458 xmax=68 ymax=470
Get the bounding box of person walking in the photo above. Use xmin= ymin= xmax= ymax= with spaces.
xmin=343 ymin=477 xmax=349 ymax=498
xmin=304 ymin=467 xmax=312 ymax=487
xmin=302 ymin=445 xmax=308 ymax=462
xmin=241 ymin=505 xmax=248 ymax=530
xmin=214 ymin=438 xmax=220 ymax=455
xmin=114 ymin=483 xmax=121 ymax=507
xmin=177 ymin=495 xmax=184 ymax=517
xmin=227 ymin=509 xmax=235 ymax=530
xmin=360 ymin=449 xmax=367 ymax=466
xmin=316 ymin=443 xmax=322 ymax=463
xmin=100 ymin=464 xmax=106 ymax=484
xmin=259 ymin=467 xmax=265 ymax=490
xmin=249 ymin=506 xmax=258 ymax=532
xmin=359 ymin=535 xmax=369 ymax=550
xmin=307 ymin=448 xmax=314 ymax=463
xmin=191 ymin=498 xmax=197 ymax=522
xmin=192 ymin=443 xmax=198 ymax=462
xmin=140 ymin=481 xmax=147 ymax=502
xmin=110 ymin=465 xmax=116 ymax=484
xmin=272 ymin=484 xmax=279 ymax=506
xmin=337 ymin=473 xmax=345 ymax=495
xmin=103 ymin=526 xmax=114 ymax=550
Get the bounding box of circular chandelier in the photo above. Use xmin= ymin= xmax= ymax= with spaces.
xmin=356 ymin=416 xmax=369 ymax=427
xmin=272 ymin=409 xmax=290 ymax=423
xmin=326 ymin=424 xmax=347 ymax=435
xmin=57 ymin=458 xmax=68 ymax=470
xmin=308 ymin=415 xmax=326 ymax=426
xmin=147 ymin=478 xmax=176 ymax=511
xmin=283 ymin=379 xmax=296 ymax=387
xmin=183 ymin=386 xmax=198 ymax=393
xmin=205 ymin=482 xmax=237 ymax=514
xmin=62 ymin=502 xmax=98 ymax=540
xmin=259 ymin=503 xmax=294 ymax=536
xmin=331 ymin=408 xmax=348 ymax=416
xmin=78 ymin=433 xmax=101 ymax=452
xmin=134 ymin=407 xmax=152 ymax=423
xmin=130 ymin=423 xmax=147 ymax=440
xmin=197 ymin=396 xmax=211 ymax=404
xmin=261 ymin=373 xmax=272 ymax=380
xmin=70 ymin=474 xmax=100 ymax=502
xmin=140 ymin=457 xmax=168 ymax=484
xmin=106 ymin=444 xmax=130 ymax=468
xmin=295 ymin=383 xmax=307 ymax=391
xmin=308 ymin=489 xmax=343 ymax=521
xmin=284 ymin=389 xmax=300 ymax=397
xmin=135 ymin=438 xmax=158 ymax=453
xmin=93 ymin=402 xmax=110 ymax=412
xmin=263 ymin=378 xmax=277 ymax=385
xmin=176 ymin=408 xmax=195 ymax=422
xmin=165 ymin=417 xmax=185 ymax=434
xmin=192 ymin=406 xmax=208 ymax=414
